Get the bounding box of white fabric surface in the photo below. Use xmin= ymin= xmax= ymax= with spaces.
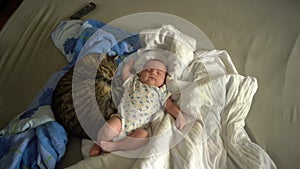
xmin=68 ymin=26 xmax=276 ymax=169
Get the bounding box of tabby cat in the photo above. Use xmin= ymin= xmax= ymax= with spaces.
xmin=51 ymin=54 xmax=118 ymax=138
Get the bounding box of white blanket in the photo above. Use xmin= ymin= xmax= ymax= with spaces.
xmin=66 ymin=26 xmax=276 ymax=169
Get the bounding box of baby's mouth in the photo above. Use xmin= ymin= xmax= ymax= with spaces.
xmin=148 ymin=76 xmax=156 ymax=81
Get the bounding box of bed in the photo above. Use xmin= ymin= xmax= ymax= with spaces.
xmin=0 ymin=0 xmax=299 ymax=169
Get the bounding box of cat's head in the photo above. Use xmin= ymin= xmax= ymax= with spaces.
xmin=98 ymin=54 xmax=118 ymax=79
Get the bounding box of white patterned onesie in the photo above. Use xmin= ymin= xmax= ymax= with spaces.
xmin=115 ymin=74 xmax=170 ymax=140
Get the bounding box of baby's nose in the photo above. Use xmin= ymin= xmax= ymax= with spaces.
xmin=150 ymin=69 xmax=158 ymax=74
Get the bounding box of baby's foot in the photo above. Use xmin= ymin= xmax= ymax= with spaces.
xmin=100 ymin=141 xmax=118 ymax=152
xmin=89 ymin=144 xmax=101 ymax=157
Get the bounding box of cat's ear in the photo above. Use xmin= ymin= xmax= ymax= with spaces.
xmin=103 ymin=54 xmax=118 ymax=61
xmin=98 ymin=53 xmax=114 ymax=60
xmin=111 ymin=55 xmax=119 ymax=61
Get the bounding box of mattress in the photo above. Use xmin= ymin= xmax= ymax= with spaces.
xmin=0 ymin=0 xmax=299 ymax=169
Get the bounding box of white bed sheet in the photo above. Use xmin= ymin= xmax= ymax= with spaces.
xmin=0 ymin=0 xmax=300 ymax=169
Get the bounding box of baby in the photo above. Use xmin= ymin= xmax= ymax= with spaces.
xmin=89 ymin=58 xmax=186 ymax=156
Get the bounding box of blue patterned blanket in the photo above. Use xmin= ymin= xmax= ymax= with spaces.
xmin=0 ymin=19 xmax=140 ymax=169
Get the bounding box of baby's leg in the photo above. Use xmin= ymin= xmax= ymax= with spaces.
xmin=100 ymin=128 xmax=149 ymax=152
xmin=89 ymin=117 xmax=122 ymax=156
xmin=97 ymin=117 xmax=122 ymax=142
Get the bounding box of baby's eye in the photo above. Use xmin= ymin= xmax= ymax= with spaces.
xmin=158 ymin=70 xmax=165 ymax=75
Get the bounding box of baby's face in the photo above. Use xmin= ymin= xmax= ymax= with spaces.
xmin=140 ymin=68 xmax=166 ymax=87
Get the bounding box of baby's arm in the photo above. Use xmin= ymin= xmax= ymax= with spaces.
xmin=165 ymin=97 xmax=186 ymax=130
xmin=122 ymin=59 xmax=135 ymax=81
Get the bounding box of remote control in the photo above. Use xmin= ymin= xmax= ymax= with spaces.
xmin=69 ymin=2 xmax=96 ymax=20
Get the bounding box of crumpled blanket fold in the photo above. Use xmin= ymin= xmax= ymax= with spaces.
xmin=0 ymin=121 xmax=68 ymax=169
xmin=51 ymin=19 xmax=140 ymax=66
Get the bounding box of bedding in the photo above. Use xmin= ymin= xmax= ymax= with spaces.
xmin=0 ymin=66 xmax=69 ymax=168
xmin=0 ymin=121 xmax=67 ymax=169
xmin=0 ymin=18 xmax=276 ymax=168
xmin=0 ymin=19 xmax=141 ymax=169
xmin=1 ymin=0 xmax=300 ymax=169
xmin=62 ymin=23 xmax=276 ymax=169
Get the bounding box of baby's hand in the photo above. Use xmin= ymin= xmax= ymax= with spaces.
xmin=175 ymin=112 xmax=186 ymax=131
xmin=123 ymin=58 xmax=135 ymax=70
xmin=122 ymin=58 xmax=135 ymax=81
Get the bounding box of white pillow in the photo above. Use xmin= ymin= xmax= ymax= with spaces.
xmin=137 ymin=25 xmax=197 ymax=79
xmin=133 ymin=49 xmax=190 ymax=79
